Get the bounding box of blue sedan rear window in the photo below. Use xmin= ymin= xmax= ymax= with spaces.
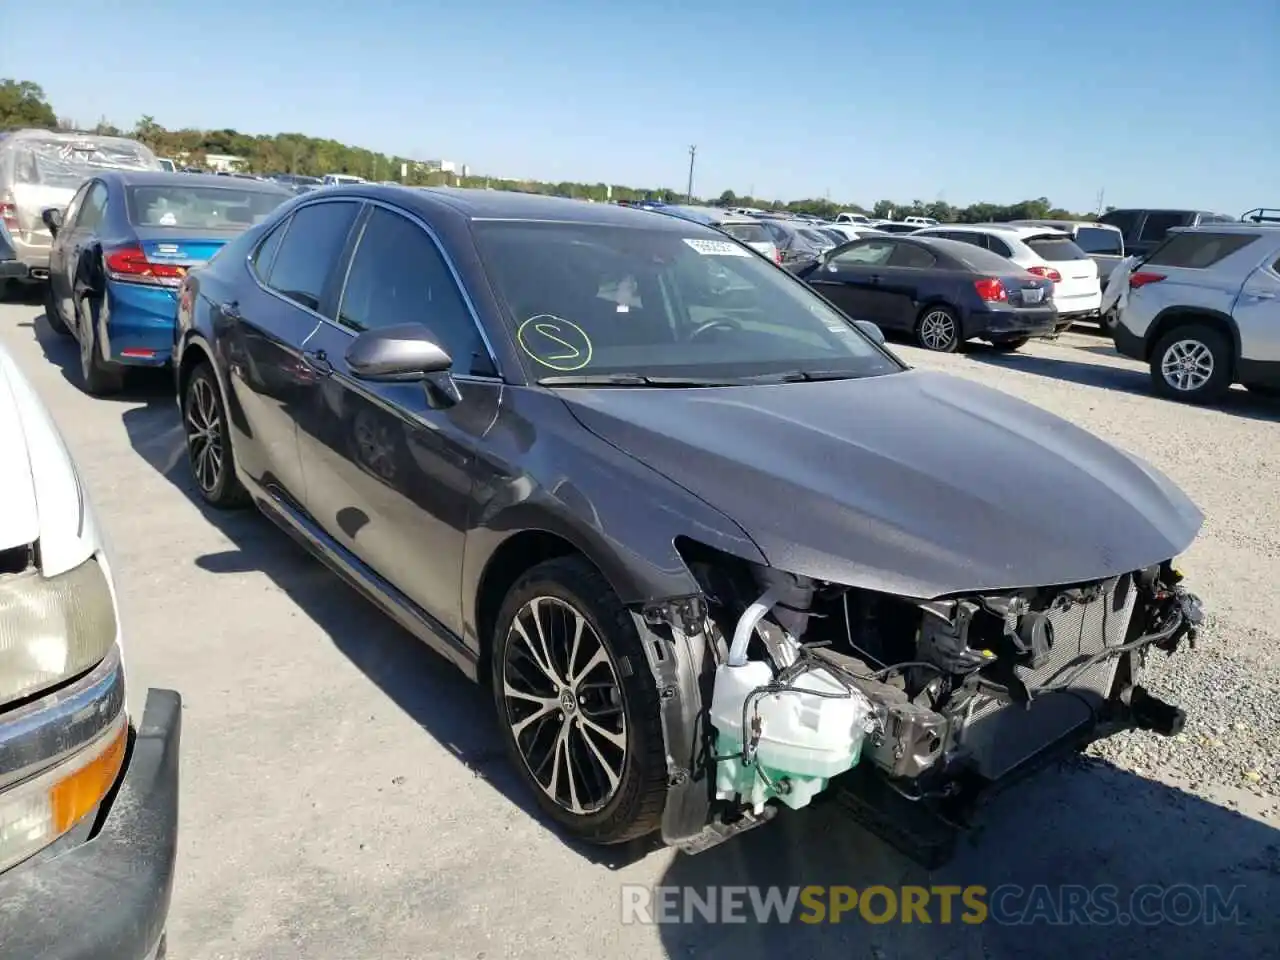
xmin=126 ymin=185 xmax=288 ymax=230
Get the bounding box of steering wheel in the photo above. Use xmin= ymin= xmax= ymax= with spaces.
xmin=688 ymin=317 xmax=744 ymax=341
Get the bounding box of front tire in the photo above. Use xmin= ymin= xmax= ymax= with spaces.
xmin=183 ymin=362 xmax=250 ymax=508
xmin=491 ymin=556 xmax=667 ymax=845
xmin=915 ymin=306 xmax=961 ymax=352
xmin=1150 ymin=324 xmax=1232 ymax=404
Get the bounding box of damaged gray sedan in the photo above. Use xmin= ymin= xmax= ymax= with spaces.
xmin=175 ymin=188 xmax=1204 ymax=866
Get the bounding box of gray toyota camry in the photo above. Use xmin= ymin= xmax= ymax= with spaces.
xmin=173 ymin=187 xmax=1205 ymax=865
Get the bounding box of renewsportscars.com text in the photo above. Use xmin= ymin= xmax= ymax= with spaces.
xmin=620 ymin=884 xmax=1246 ymax=926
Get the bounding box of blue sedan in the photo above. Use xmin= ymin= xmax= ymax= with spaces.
xmin=43 ymin=171 xmax=291 ymax=395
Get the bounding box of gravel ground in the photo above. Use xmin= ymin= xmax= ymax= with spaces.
xmin=1 ymin=294 xmax=1277 ymax=959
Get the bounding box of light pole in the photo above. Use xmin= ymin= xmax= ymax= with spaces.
xmin=686 ymin=145 xmax=696 ymax=203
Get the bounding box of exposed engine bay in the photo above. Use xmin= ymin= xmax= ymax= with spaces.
xmin=669 ymin=542 xmax=1205 ymax=865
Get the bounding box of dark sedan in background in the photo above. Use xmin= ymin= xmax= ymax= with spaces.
xmin=42 ymin=171 xmax=291 ymax=394
xmin=169 ymin=186 xmax=1203 ymax=867
xmin=799 ymin=234 xmax=1057 ymax=352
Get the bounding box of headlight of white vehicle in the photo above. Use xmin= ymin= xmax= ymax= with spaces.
xmin=0 ymin=556 xmax=118 ymax=705
xmin=0 ymin=708 xmax=127 ymax=873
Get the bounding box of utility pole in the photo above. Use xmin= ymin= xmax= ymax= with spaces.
xmin=1095 ymin=188 xmax=1106 ymax=216
xmin=686 ymin=145 xmax=696 ymax=203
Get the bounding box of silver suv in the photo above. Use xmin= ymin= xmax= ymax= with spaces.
xmin=1111 ymin=224 xmax=1280 ymax=403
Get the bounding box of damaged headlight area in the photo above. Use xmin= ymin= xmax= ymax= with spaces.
xmin=668 ymin=540 xmax=1204 ymax=865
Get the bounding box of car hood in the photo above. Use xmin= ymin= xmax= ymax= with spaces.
xmin=558 ymin=369 xmax=1203 ymax=599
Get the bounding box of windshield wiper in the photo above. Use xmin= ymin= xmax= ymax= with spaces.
xmin=734 ymin=369 xmax=865 ymax=384
xmin=537 ymin=373 xmax=738 ymax=387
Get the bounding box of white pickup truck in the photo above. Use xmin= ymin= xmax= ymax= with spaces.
xmin=0 ymin=341 xmax=181 ymax=960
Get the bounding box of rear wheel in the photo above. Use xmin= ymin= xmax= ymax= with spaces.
xmin=43 ymin=282 xmax=71 ymax=336
xmin=75 ymin=296 xmax=124 ymax=396
xmin=988 ymin=336 xmax=1030 ymax=352
xmin=491 ymin=556 xmax=667 ymax=845
xmin=1150 ymin=324 xmax=1232 ymax=404
xmin=183 ymin=362 xmax=250 ymax=508
xmin=915 ymin=306 xmax=961 ymax=352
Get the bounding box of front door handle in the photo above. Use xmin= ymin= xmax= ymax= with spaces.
xmin=868 ymin=274 xmax=882 ymax=284
xmin=1246 ymin=291 xmax=1277 ymax=301
xmin=301 ymin=349 xmax=333 ymax=376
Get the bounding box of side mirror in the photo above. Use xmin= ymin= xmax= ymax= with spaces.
xmin=41 ymin=207 xmax=63 ymax=236
xmin=346 ymin=323 xmax=461 ymax=407
xmin=854 ymin=319 xmax=885 ymax=346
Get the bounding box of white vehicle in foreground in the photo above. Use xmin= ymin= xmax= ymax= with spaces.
xmin=0 ymin=342 xmax=181 ymax=959
xmin=913 ymin=223 xmax=1103 ymax=329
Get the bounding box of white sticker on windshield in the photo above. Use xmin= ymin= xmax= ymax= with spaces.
xmin=682 ymin=238 xmax=751 ymax=257
xmin=159 ymin=211 xmax=177 ymax=226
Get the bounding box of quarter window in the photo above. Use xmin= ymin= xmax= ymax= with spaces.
xmin=337 ymin=207 xmax=492 ymax=376
xmin=264 ymin=201 xmax=359 ymax=313
xmin=251 ymin=218 xmax=288 ymax=282
xmin=986 ymin=235 xmax=1014 ymax=257
xmin=1143 ymin=232 xmax=1258 ymax=269
xmin=1139 ymin=212 xmax=1189 ymax=243
xmin=76 ymin=182 xmax=109 ymax=231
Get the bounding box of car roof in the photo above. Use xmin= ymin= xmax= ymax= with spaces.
xmin=920 ymin=222 xmax=1068 ymax=238
xmin=319 ymin=185 xmax=710 ymax=232
xmin=1013 ymin=218 xmax=1118 ymax=231
xmin=653 ymin=204 xmax=755 ymax=225
xmin=1173 ymin=222 xmax=1280 ymax=235
xmin=97 ymin=170 xmax=292 ymax=193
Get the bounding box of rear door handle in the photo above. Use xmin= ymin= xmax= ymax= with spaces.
xmin=301 ymin=349 xmax=333 ymax=376
xmin=868 ymin=274 xmax=882 ymax=283
xmin=1246 ymin=291 xmax=1277 ymax=300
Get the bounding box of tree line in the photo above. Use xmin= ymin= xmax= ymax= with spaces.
xmin=3 ymin=79 xmax=1098 ymax=222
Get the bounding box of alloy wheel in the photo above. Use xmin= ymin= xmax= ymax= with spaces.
xmin=501 ymin=596 xmax=627 ymax=815
xmin=185 ymin=376 xmax=224 ymax=494
xmin=1160 ymin=339 xmax=1214 ymax=392
xmin=919 ymin=310 xmax=957 ymax=351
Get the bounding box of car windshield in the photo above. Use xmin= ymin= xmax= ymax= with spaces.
xmin=718 ymin=221 xmax=770 ymax=245
xmin=126 ymin=185 xmax=289 ymax=229
xmin=1024 ymin=234 xmax=1089 ymax=261
xmin=1074 ymin=227 xmax=1123 ymax=255
xmin=473 ymin=221 xmax=903 ymax=383
xmin=15 ymin=138 xmax=157 ymax=188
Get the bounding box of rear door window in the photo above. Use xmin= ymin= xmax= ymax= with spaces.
xmin=1024 ymin=235 xmax=1088 ymax=261
xmin=831 ymin=239 xmax=895 ymax=266
xmin=1143 ymin=232 xmax=1258 ymax=269
xmin=889 ymin=243 xmax=936 ymax=269
xmin=264 ymin=200 xmax=359 ymax=313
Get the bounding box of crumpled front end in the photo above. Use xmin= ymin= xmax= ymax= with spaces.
xmin=651 ymin=541 xmax=1204 ymax=865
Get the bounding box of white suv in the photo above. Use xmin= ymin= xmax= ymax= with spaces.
xmin=0 ymin=340 xmax=180 ymax=958
xmin=1110 ymin=223 xmax=1280 ymax=403
xmin=914 ymin=223 xmax=1102 ymax=328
